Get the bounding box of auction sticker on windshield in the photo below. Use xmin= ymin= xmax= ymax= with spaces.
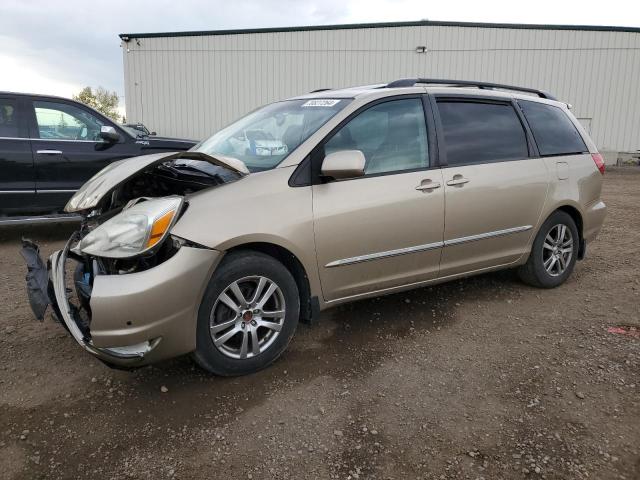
xmin=302 ymin=99 xmax=341 ymax=107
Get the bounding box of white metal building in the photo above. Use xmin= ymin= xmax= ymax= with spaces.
xmin=120 ymin=20 xmax=640 ymax=156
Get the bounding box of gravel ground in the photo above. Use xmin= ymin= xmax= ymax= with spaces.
xmin=0 ymin=168 xmax=638 ymax=480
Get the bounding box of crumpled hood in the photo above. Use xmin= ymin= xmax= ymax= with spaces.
xmin=64 ymin=151 xmax=249 ymax=213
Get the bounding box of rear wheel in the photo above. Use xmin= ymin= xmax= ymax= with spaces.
xmin=193 ymin=251 xmax=299 ymax=376
xmin=518 ymin=211 xmax=579 ymax=288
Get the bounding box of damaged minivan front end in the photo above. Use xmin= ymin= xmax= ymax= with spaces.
xmin=22 ymin=151 xmax=247 ymax=368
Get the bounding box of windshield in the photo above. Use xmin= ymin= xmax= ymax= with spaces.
xmin=121 ymin=125 xmax=144 ymax=138
xmin=193 ymin=98 xmax=351 ymax=172
xmin=127 ymin=124 xmax=150 ymax=135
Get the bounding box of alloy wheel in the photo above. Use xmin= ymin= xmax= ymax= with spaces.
xmin=209 ymin=276 xmax=286 ymax=359
xmin=542 ymin=224 xmax=573 ymax=277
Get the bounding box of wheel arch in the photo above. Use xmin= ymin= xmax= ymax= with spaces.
xmin=225 ymin=242 xmax=318 ymax=323
xmin=536 ymin=204 xmax=585 ymax=259
xmin=555 ymin=205 xmax=585 ymax=258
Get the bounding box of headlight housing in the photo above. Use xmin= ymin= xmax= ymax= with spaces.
xmin=79 ymin=196 xmax=184 ymax=259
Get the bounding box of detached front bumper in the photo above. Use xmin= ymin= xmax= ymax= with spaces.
xmin=40 ymin=238 xmax=221 ymax=368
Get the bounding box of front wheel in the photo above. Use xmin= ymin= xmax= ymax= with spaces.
xmin=518 ymin=211 xmax=579 ymax=288
xmin=193 ymin=251 xmax=300 ymax=376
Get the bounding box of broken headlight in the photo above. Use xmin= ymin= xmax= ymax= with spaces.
xmin=78 ymin=196 xmax=184 ymax=259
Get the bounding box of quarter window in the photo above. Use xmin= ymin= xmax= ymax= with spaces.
xmin=437 ymin=101 xmax=529 ymax=166
xmin=0 ymin=98 xmax=23 ymax=138
xmin=33 ymin=101 xmax=106 ymax=141
xmin=324 ymin=98 xmax=429 ymax=175
xmin=519 ymin=100 xmax=588 ymax=156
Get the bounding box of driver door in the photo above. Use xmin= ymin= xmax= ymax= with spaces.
xmin=27 ymin=98 xmax=131 ymax=209
xmin=312 ymin=97 xmax=445 ymax=302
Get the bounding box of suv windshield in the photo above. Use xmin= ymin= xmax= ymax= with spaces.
xmin=193 ymin=98 xmax=351 ymax=172
xmin=126 ymin=123 xmax=151 ymax=135
xmin=121 ymin=125 xmax=144 ymax=138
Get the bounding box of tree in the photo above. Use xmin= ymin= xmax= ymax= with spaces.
xmin=73 ymin=86 xmax=121 ymax=122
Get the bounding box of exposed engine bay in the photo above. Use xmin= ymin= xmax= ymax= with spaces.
xmin=106 ymin=159 xmax=239 ymax=210
xmin=22 ymin=151 xmax=247 ymax=328
xmin=83 ymin=154 xmax=244 ymax=218
xmin=77 ymin=156 xmax=240 ymax=273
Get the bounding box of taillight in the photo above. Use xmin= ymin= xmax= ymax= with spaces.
xmin=591 ymin=153 xmax=605 ymax=175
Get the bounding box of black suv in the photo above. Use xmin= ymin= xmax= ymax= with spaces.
xmin=0 ymin=92 xmax=197 ymax=220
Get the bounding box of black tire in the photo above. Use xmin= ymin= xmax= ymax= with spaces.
xmin=192 ymin=250 xmax=299 ymax=376
xmin=518 ymin=210 xmax=579 ymax=288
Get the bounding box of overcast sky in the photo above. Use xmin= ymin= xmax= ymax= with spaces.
xmin=1 ymin=0 xmax=637 ymax=110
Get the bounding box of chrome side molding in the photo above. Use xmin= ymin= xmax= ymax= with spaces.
xmin=0 ymin=214 xmax=83 ymax=226
xmin=325 ymin=225 xmax=532 ymax=267
xmin=444 ymin=225 xmax=532 ymax=247
xmin=0 ymin=136 xmax=101 ymax=143
xmin=325 ymin=241 xmax=443 ymax=267
xmin=37 ymin=189 xmax=78 ymax=194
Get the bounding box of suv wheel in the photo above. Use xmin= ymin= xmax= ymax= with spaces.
xmin=193 ymin=251 xmax=299 ymax=376
xmin=518 ymin=211 xmax=579 ymax=288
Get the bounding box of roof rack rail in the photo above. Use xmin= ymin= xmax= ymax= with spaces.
xmin=386 ymin=78 xmax=557 ymax=100
xmin=310 ymin=88 xmax=332 ymax=93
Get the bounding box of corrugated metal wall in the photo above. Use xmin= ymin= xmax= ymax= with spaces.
xmin=122 ymin=24 xmax=640 ymax=152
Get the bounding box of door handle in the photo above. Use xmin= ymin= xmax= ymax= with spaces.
xmin=36 ymin=150 xmax=63 ymax=155
xmin=416 ymin=181 xmax=441 ymax=192
xmin=446 ymin=175 xmax=469 ymax=186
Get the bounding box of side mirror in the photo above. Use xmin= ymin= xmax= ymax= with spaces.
xmin=150 ymin=131 xmax=157 ymax=136
xmin=99 ymin=125 xmax=120 ymax=143
xmin=320 ymin=150 xmax=366 ymax=180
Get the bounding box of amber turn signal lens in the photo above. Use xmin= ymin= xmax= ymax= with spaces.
xmin=146 ymin=209 xmax=176 ymax=248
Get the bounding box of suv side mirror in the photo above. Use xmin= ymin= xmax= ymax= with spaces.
xmin=150 ymin=131 xmax=157 ymax=136
xmin=321 ymin=150 xmax=366 ymax=180
xmin=99 ymin=125 xmax=120 ymax=143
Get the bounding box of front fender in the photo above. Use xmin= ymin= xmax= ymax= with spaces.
xmin=170 ymin=166 xmax=322 ymax=299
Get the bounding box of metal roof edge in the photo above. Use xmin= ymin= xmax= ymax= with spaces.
xmin=119 ymin=19 xmax=640 ymax=40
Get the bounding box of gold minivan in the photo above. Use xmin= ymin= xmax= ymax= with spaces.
xmin=23 ymin=79 xmax=607 ymax=375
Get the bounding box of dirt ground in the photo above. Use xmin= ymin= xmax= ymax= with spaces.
xmin=0 ymin=168 xmax=638 ymax=480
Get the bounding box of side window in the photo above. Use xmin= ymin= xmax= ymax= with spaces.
xmin=324 ymin=98 xmax=429 ymax=175
xmin=437 ymin=100 xmax=529 ymax=166
xmin=0 ymin=98 xmax=24 ymax=138
xmin=33 ymin=101 xmax=106 ymax=141
xmin=519 ymin=100 xmax=588 ymax=156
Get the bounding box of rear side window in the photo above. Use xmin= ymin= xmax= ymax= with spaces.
xmin=437 ymin=101 xmax=529 ymax=166
xmin=519 ymin=100 xmax=588 ymax=156
xmin=0 ymin=98 xmax=23 ymax=138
